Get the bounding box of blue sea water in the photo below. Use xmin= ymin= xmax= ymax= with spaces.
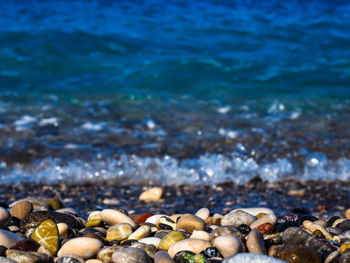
xmin=0 ymin=0 xmax=350 ymax=185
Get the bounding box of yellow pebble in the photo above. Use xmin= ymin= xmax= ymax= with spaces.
xmin=340 ymin=242 xmax=350 ymax=254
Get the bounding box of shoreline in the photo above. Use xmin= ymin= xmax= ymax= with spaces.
xmin=2 ymin=179 xmax=350 ymax=218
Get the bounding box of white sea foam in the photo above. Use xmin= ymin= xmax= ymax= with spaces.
xmin=1 ymin=151 xmax=349 ymax=185
xmin=13 ymin=115 xmax=37 ymax=131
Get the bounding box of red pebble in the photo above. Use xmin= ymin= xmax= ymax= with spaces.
xmin=136 ymin=212 xmax=154 ymax=224
xmin=254 ymin=222 xmax=274 ymax=235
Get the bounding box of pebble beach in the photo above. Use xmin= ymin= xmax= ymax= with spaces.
xmin=1 ymin=180 xmax=350 ymax=262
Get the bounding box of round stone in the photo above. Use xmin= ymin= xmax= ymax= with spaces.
xmin=100 ymin=209 xmax=136 ymax=227
xmin=274 ymin=246 xmax=321 ymax=263
xmin=154 ymin=251 xmax=175 ymax=263
xmin=9 ymin=201 xmax=33 ymax=220
xmin=167 ymin=238 xmax=211 ymax=258
xmin=111 ymin=247 xmax=152 ymax=263
xmin=98 ymin=246 xmax=123 ymax=262
xmin=0 ymin=208 xmax=11 ymax=226
xmin=213 ymin=235 xmax=245 ymax=258
xmin=0 ymin=229 xmax=24 ymax=248
xmin=86 ymin=260 xmax=103 ymax=263
xmin=210 ymin=226 xmax=244 ymax=243
xmin=139 ymin=187 xmax=163 ymax=202
xmin=221 ymin=212 xmax=256 ymax=227
xmin=138 ymin=237 xmax=161 ymax=247
xmin=57 ymin=237 xmax=103 ymax=259
xmin=176 ymin=214 xmax=206 ymax=234
xmin=246 ymin=230 xmax=266 ymax=254
xmin=222 ymin=253 xmax=287 ymax=263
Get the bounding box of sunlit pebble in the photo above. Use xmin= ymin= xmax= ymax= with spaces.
xmin=217 ymin=106 xmax=231 ymax=114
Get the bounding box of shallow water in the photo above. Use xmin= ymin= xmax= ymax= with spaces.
xmin=1 ymin=0 xmax=350 ymax=185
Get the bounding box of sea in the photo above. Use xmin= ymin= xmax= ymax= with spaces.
xmin=0 ymin=0 xmax=350 ymax=185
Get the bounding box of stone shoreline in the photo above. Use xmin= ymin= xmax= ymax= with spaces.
xmin=0 ymin=180 xmax=350 ymax=262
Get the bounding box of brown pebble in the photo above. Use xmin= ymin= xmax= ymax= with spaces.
xmin=345 ymin=209 xmax=350 ymax=220
xmin=9 ymin=201 xmax=33 ymax=220
xmin=176 ymin=214 xmax=206 ymax=234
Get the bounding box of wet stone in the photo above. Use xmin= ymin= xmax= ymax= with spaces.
xmin=154 ymin=251 xmax=175 ymax=263
xmin=340 ymin=249 xmax=350 ymax=263
xmin=282 ymin=227 xmax=335 ymax=260
xmin=20 ymin=211 xmax=82 ymax=231
xmin=221 ymin=212 xmax=256 ymax=227
xmin=111 ymin=247 xmax=152 ymax=263
xmin=209 ymin=226 xmax=244 ymax=243
xmin=336 ymin=220 xmax=350 ymax=232
xmin=246 ymin=229 xmax=266 ymax=254
xmin=176 ymin=214 xmax=206 ymax=234
xmin=98 ymin=246 xmax=123 ymax=263
xmin=200 ymin=247 xmax=222 ymax=258
xmin=9 ymin=201 xmax=33 ymax=220
xmin=274 ymin=245 xmax=321 ymax=263
xmin=10 ymin=238 xmax=40 ymax=252
xmin=0 ymin=246 xmax=6 ymax=257
xmin=6 ymin=249 xmax=50 ymax=263
xmin=222 ymin=252 xmax=287 ymax=263
xmin=0 ymin=257 xmax=18 ymax=263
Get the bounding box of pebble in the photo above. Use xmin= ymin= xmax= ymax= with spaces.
xmin=158 ymin=231 xmax=185 ymax=251
xmin=9 ymin=200 xmax=33 ymax=220
xmin=98 ymin=246 xmax=123 ymax=262
xmin=111 ymin=247 xmax=152 ymax=263
xmin=0 ymin=257 xmax=17 ymax=263
xmin=231 ymin=208 xmax=274 ymax=216
xmin=0 ymin=208 xmax=11 ymax=226
xmin=0 ymin=230 xmax=24 ymax=248
xmin=106 ymin=223 xmax=133 ymax=242
xmin=346 ymin=209 xmax=350 ymax=220
xmin=145 ymin=214 xmax=167 ymax=225
xmin=272 ymin=245 xmax=321 ymax=263
xmin=56 ymin=255 xmax=85 ymax=263
xmin=128 ymin=225 xmax=151 ymax=240
xmin=154 ymin=251 xmax=175 ymax=263
xmin=250 ymin=214 xmax=277 ymax=229
xmin=31 ymin=219 xmax=59 ymax=256
xmin=86 ymin=260 xmax=103 ymax=263
xmin=221 ymin=212 xmax=256 ymax=227
xmin=167 ymin=238 xmax=211 ymax=258
xmin=246 ymin=230 xmax=266 ymax=254
xmin=176 ymin=214 xmax=206 ymax=233
xmin=190 ymin=230 xmax=210 ymax=241
xmin=138 ymin=237 xmax=161 ymax=247
xmin=195 ymin=208 xmax=210 ymax=221
xmin=210 ymin=226 xmax=244 ymax=243
xmin=139 ymin=187 xmax=163 ymax=202
xmin=213 ymin=236 xmax=245 ymax=258
xmin=222 ymin=252 xmax=287 ymax=263
xmin=57 ymin=237 xmax=103 ymax=259
xmin=20 ymin=211 xmax=82 ymax=230
xmin=6 ymin=249 xmax=50 ymax=263
xmin=100 ymin=209 xmax=136 ymax=227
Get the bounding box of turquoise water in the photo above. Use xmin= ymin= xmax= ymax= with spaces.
xmin=0 ymin=0 xmax=350 ymax=184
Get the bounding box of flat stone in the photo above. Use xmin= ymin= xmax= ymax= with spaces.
xmin=20 ymin=211 xmax=82 ymax=231
xmin=9 ymin=200 xmax=33 ymax=220
xmin=6 ymin=249 xmax=50 ymax=263
xmin=57 ymin=237 xmax=103 ymax=259
xmin=213 ymin=236 xmax=245 ymax=258
xmin=100 ymin=209 xmax=136 ymax=227
xmin=158 ymin=231 xmax=185 ymax=251
xmin=168 ymin=238 xmax=211 ymax=258
xmin=154 ymin=251 xmax=175 ymax=263
xmin=139 ymin=187 xmax=163 ymax=202
xmin=176 ymin=214 xmax=206 ymax=234
xmin=221 ymin=212 xmax=256 ymax=227
xmin=0 ymin=229 xmax=24 ymax=248
xmin=0 ymin=208 xmax=11 ymax=226
xmin=246 ymin=230 xmax=266 ymax=254
xmin=223 ymin=253 xmax=287 ymax=263
xmin=111 ymin=247 xmax=152 ymax=263
xmin=86 ymin=260 xmax=103 ymax=263
xmin=231 ymin=208 xmax=274 ymax=216
xmin=145 ymin=214 xmax=167 ymax=225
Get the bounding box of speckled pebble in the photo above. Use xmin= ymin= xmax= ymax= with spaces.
xmin=9 ymin=200 xmax=33 ymax=220
xmin=221 ymin=212 xmax=256 ymax=227
xmin=111 ymin=247 xmax=152 ymax=263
